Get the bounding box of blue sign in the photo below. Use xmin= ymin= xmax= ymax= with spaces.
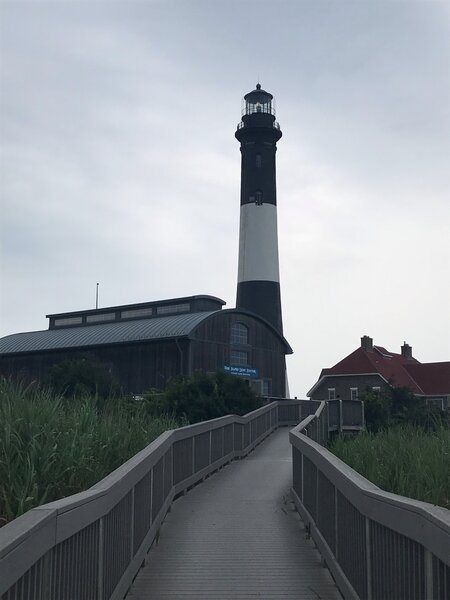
xmin=223 ymin=365 xmax=259 ymax=378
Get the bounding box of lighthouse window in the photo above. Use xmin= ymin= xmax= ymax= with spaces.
xmin=231 ymin=322 xmax=248 ymax=345
xmin=255 ymin=191 xmax=263 ymax=205
xmin=256 ymin=154 xmax=262 ymax=168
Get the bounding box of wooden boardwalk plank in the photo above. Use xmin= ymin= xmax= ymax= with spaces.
xmin=127 ymin=428 xmax=342 ymax=599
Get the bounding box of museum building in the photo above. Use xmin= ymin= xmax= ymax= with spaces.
xmin=0 ymin=295 xmax=291 ymax=396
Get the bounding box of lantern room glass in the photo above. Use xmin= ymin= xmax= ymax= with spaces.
xmin=242 ymin=97 xmax=276 ymax=117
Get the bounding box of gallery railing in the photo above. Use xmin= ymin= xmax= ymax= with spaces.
xmin=290 ymin=401 xmax=450 ymax=600
xmin=0 ymin=399 xmax=322 ymax=600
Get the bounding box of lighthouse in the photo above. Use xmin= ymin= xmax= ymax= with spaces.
xmin=235 ymin=84 xmax=283 ymax=333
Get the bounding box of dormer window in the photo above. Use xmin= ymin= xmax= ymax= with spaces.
xmin=54 ymin=317 xmax=82 ymax=327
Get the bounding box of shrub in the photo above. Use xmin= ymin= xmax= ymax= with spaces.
xmin=143 ymin=371 xmax=261 ymax=423
xmin=362 ymin=385 xmax=447 ymax=432
xmin=45 ymin=354 xmax=122 ymax=404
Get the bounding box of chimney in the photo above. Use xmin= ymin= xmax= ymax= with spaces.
xmin=361 ymin=335 xmax=373 ymax=352
xmin=401 ymin=342 xmax=412 ymax=360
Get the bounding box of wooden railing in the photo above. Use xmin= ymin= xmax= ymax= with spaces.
xmin=0 ymin=399 xmax=319 ymax=600
xmin=290 ymin=401 xmax=450 ymax=600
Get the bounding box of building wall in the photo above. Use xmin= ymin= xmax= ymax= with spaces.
xmin=0 ymin=340 xmax=185 ymax=395
xmin=312 ymin=375 xmax=450 ymax=410
xmin=1 ymin=313 xmax=288 ymax=396
xmin=191 ymin=312 xmax=287 ymax=397
xmin=311 ymin=374 xmax=387 ymax=401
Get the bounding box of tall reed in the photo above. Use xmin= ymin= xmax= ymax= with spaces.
xmin=330 ymin=425 xmax=450 ymax=509
xmin=0 ymin=378 xmax=179 ymax=525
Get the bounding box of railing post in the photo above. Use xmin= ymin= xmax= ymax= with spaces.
xmin=315 ymin=462 xmax=319 ymax=523
xmin=209 ymin=430 xmax=212 ymax=465
xmin=42 ymin=547 xmax=52 ymax=599
xmin=424 ymin=548 xmax=433 ymax=600
xmin=301 ymin=453 xmax=304 ymax=503
xmin=170 ymin=444 xmax=174 ymax=489
xmin=326 ymin=402 xmax=330 ymax=436
xmin=97 ymin=517 xmax=104 ymax=600
xmin=130 ymin=487 xmax=135 ymax=560
xmin=162 ymin=449 xmax=166 ymax=497
xmin=334 ymin=487 xmax=338 ymax=560
xmin=365 ymin=517 xmax=372 ymax=600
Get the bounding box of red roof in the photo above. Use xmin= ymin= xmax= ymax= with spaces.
xmin=404 ymin=362 xmax=450 ymax=395
xmin=316 ymin=344 xmax=450 ymax=396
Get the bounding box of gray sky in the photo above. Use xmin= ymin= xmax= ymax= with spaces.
xmin=1 ymin=0 xmax=449 ymax=397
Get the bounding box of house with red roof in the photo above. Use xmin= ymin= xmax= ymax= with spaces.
xmin=307 ymin=336 xmax=450 ymax=409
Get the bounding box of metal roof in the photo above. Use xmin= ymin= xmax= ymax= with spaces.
xmin=0 ymin=311 xmax=217 ymax=355
xmin=46 ymin=295 xmax=225 ymax=319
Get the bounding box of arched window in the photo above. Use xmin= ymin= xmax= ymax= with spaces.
xmin=231 ymin=322 xmax=248 ymax=345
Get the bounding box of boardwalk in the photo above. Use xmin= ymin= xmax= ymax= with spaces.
xmin=127 ymin=428 xmax=342 ymax=600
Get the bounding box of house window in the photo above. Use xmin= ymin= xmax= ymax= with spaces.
xmin=230 ymin=350 xmax=248 ymax=366
xmin=372 ymin=386 xmax=381 ymax=394
xmin=328 ymin=388 xmax=336 ymax=401
xmin=255 ymin=190 xmax=263 ymax=205
xmin=426 ymin=398 xmax=445 ymax=410
xmin=231 ymin=322 xmax=248 ymax=345
xmin=262 ymin=380 xmax=270 ymax=396
xmin=350 ymin=387 xmax=359 ymax=401
xmin=256 ymin=154 xmax=262 ymax=168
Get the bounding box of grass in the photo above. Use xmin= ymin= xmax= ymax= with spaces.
xmin=0 ymin=378 xmax=179 ymax=526
xmin=329 ymin=425 xmax=450 ymax=509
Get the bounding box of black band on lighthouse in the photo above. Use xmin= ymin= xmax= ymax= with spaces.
xmin=236 ymin=281 xmax=283 ymax=333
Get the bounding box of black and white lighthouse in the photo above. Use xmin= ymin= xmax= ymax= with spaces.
xmin=235 ymin=84 xmax=283 ymax=333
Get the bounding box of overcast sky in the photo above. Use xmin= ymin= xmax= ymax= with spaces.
xmin=1 ymin=0 xmax=449 ymax=397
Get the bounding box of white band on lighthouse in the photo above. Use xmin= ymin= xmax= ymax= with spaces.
xmin=237 ymin=203 xmax=280 ymax=284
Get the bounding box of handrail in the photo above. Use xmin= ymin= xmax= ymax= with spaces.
xmin=290 ymin=402 xmax=450 ymax=600
xmin=0 ymin=399 xmax=311 ymax=600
